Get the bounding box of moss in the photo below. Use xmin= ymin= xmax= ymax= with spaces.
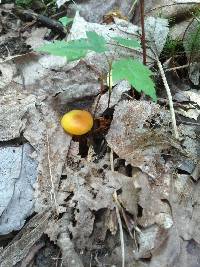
xmin=162 ymin=36 xmax=183 ymax=58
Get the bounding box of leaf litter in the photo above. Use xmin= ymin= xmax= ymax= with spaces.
xmin=0 ymin=2 xmax=199 ymax=267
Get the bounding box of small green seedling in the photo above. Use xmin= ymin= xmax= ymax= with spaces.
xmin=59 ymin=16 xmax=73 ymax=27
xmin=37 ymin=31 xmax=157 ymax=101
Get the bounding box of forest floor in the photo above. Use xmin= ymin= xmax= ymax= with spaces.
xmin=0 ymin=1 xmax=200 ymax=267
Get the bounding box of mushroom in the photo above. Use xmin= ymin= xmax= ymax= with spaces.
xmin=61 ymin=110 xmax=93 ymax=135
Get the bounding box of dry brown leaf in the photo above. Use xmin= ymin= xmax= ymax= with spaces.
xmin=24 ymin=102 xmax=71 ymax=212
xmin=132 ymin=170 xmax=172 ymax=228
xmin=106 ymin=100 xmax=170 ymax=179
xmin=0 ymin=88 xmax=36 ymax=141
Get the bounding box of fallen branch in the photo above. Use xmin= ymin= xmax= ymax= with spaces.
xmin=13 ymin=7 xmax=67 ymax=35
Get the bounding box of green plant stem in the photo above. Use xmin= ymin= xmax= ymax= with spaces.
xmin=104 ymin=53 xmax=113 ymax=108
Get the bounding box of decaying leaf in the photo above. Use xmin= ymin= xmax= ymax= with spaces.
xmin=177 ymin=105 xmax=200 ymax=120
xmin=0 ymin=62 xmax=16 ymax=89
xmin=148 ymin=226 xmax=181 ymax=267
xmin=132 ymin=170 xmax=173 ymax=228
xmin=12 ymin=54 xmax=100 ymax=103
xmin=175 ymin=89 xmax=200 ymax=120
xmin=106 ymin=100 xmax=171 ymax=178
xmin=0 ymin=89 xmax=36 ymax=141
xmin=45 ymin=214 xmax=84 ymax=267
xmin=178 ymin=124 xmax=198 ymax=160
xmin=145 ymin=16 xmax=169 ymax=56
xmin=24 ymin=102 xmax=71 ymax=212
xmin=0 ymin=144 xmax=37 ymax=234
xmin=55 ymin=155 xmax=140 ymax=250
xmin=175 ymin=239 xmax=200 ymax=267
xmin=174 ymin=89 xmax=200 ymax=107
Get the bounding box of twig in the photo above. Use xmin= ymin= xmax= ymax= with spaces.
xmin=128 ymin=0 xmax=139 ymax=15
xmin=120 ymin=207 xmax=139 ymax=251
xmin=182 ymin=17 xmax=195 ymax=42
xmin=113 ymin=191 xmax=125 ymax=267
xmin=140 ymin=0 xmax=147 ymax=65
xmin=46 ymin=131 xmax=59 ymax=214
xmin=120 ymin=208 xmax=141 ymax=237
xmin=156 ymin=56 xmax=179 ymax=139
xmin=110 ymin=148 xmax=114 ymax=172
xmin=13 ymin=7 xmax=67 ymax=35
xmin=55 ymin=250 xmax=62 ymax=267
xmin=165 ymin=63 xmax=189 ymax=72
xmin=133 ymin=230 xmax=139 ymax=251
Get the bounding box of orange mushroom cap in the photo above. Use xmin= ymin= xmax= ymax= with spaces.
xmin=61 ymin=110 xmax=93 ymax=135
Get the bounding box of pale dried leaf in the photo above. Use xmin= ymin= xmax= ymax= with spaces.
xmin=56 ymin=0 xmax=70 ymax=8
xmin=0 ymin=92 xmax=36 ymax=141
xmin=133 ymin=170 xmax=172 ymax=227
xmin=24 ymin=102 xmax=71 ymax=212
xmin=178 ymin=124 xmax=198 ymax=160
xmin=0 ymin=62 xmax=16 ymax=88
xmin=145 ymin=17 xmax=169 ymax=56
xmin=106 ymin=100 xmax=170 ymax=178
xmin=0 ymin=144 xmax=37 ymax=234
xmin=149 ymin=226 xmax=180 ymax=267
xmin=177 ymin=106 xmax=200 ymax=120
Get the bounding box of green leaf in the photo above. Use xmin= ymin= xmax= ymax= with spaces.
xmin=37 ymin=31 xmax=107 ymax=61
xmin=112 ymin=37 xmax=141 ymax=49
xmin=86 ymin=31 xmax=107 ymax=52
xmin=112 ymin=58 xmax=157 ymax=101
xmin=37 ymin=39 xmax=88 ymax=61
xmin=58 ymin=16 xmax=73 ymax=26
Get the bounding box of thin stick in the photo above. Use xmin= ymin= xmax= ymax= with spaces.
xmin=128 ymin=0 xmax=139 ymax=15
xmin=46 ymin=131 xmax=59 ymax=214
xmin=165 ymin=63 xmax=189 ymax=72
xmin=140 ymin=0 xmax=147 ymax=65
xmin=156 ymin=56 xmax=179 ymax=139
xmin=110 ymin=148 xmax=114 ymax=172
xmin=113 ymin=191 xmax=125 ymax=267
